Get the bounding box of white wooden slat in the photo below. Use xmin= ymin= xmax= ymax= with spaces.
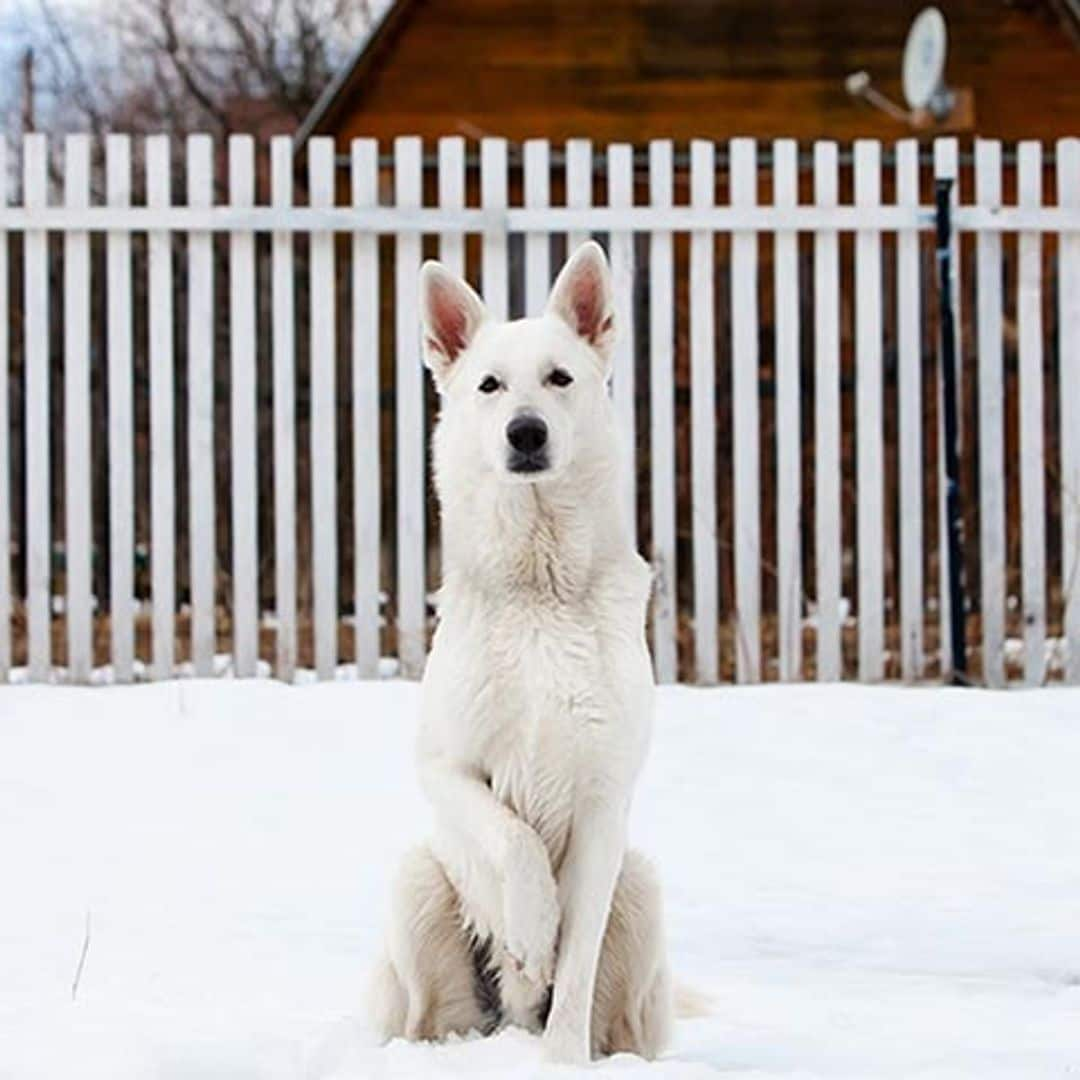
xmin=228 ymin=135 xmax=258 ymax=677
xmin=308 ymin=137 xmax=338 ymax=679
xmin=0 ymin=141 xmax=9 ymax=679
xmin=523 ymin=140 xmax=551 ymax=315
xmin=1017 ymin=141 xmax=1046 ymax=687
xmin=607 ymin=143 xmax=637 ymax=539
xmin=1058 ymin=137 xmax=1080 ymax=684
xmin=437 ymin=137 xmax=466 ymax=278
xmin=933 ymin=138 xmax=959 ymax=677
xmin=689 ymin=139 xmax=718 ymax=684
xmin=648 ymin=140 xmax=677 ymax=683
xmin=896 ymin=139 xmax=924 ymax=683
xmin=23 ymin=136 xmax=50 ymax=679
xmin=271 ymin=137 xmax=297 ymax=682
xmin=731 ymin=137 xmax=761 ymax=683
xmin=854 ymin=140 xmax=884 ymax=681
xmin=106 ymin=135 xmax=134 ymax=683
xmin=813 ymin=141 xmax=842 ymax=682
xmin=480 ymin=138 xmax=508 ymax=321
xmin=394 ymin=136 xmax=426 ymax=677
xmin=774 ymin=138 xmax=802 ymax=682
xmin=352 ymin=138 xmax=381 ymax=678
xmin=63 ymin=134 xmax=92 ymax=682
xmin=566 ymin=138 xmax=591 ymax=254
xmin=187 ymin=134 xmax=216 ymax=677
xmin=147 ymin=135 xmax=175 ymax=679
xmin=974 ymin=139 xmax=1006 ymax=687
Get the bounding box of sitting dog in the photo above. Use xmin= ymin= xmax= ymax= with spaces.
xmin=368 ymin=241 xmax=672 ymax=1064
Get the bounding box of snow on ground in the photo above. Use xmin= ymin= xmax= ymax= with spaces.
xmin=1 ymin=680 xmax=1078 ymax=1078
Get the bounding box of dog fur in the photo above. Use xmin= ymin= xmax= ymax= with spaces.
xmin=367 ymin=241 xmax=673 ymax=1065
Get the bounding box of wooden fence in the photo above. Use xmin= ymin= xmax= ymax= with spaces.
xmin=0 ymin=133 xmax=1077 ymax=686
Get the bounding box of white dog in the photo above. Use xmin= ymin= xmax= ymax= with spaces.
xmin=368 ymin=241 xmax=672 ymax=1064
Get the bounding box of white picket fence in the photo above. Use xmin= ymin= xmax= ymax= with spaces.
xmin=0 ymin=132 xmax=1078 ymax=687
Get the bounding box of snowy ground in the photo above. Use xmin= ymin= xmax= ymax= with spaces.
xmin=1 ymin=680 xmax=1078 ymax=1078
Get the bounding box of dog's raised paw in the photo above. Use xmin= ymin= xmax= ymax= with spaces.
xmin=502 ymin=843 xmax=559 ymax=986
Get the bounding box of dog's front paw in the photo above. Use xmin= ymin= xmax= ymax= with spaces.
xmin=502 ymin=839 xmax=559 ymax=987
xmin=541 ymin=1020 xmax=590 ymax=1066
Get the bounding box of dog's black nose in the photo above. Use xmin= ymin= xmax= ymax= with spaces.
xmin=506 ymin=414 xmax=548 ymax=455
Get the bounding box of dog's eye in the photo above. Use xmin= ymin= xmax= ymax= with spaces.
xmin=478 ymin=375 xmax=501 ymax=394
xmin=547 ymin=368 xmax=573 ymax=388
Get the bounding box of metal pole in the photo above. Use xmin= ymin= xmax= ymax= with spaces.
xmin=934 ymin=178 xmax=968 ymax=685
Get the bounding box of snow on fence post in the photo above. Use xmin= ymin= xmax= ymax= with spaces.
xmin=854 ymin=140 xmax=884 ymax=682
xmin=896 ymin=139 xmax=924 ymax=683
xmin=147 ymin=135 xmax=176 ymax=680
xmin=974 ymin=139 xmax=1006 ymax=688
xmin=813 ymin=141 xmax=842 ymax=682
xmin=438 ymin=137 xmax=466 ymax=278
xmin=308 ymin=136 xmax=338 ymax=680
xmin=648 ymin=139 xmax=678 ymax=683
xmin=607 ymin=143 xmax=637 ymax=541
xmin=1058 ymin=137 xmax=1080 ymax=685
xmin=352 ymin=138 xmax=381 ymax=679
xmin=523 ymin=139 xmax=551 ymax=316
xmin=689 ymin=139 xmax=718 ymax=684
xmin=731 ymin=137 xmax=761 ymax=684
xmin=229 ymin=135 xmax=258 ymax=678
xmin=932 ymin=138 xmax=960 ymax=678
xmin=106 ymin=135 xmax=134 ymax=684
xmin=1017 ymin=141 xmax=1046 ymax=688
xmin=63 ymin=134 xmax=92 ymax=683
xmin=24 ymin=134 xmax=51 ymax=680
xmin=0 ymin=140 xmax=8 ymax=679
xmin=271 ymin=136 xmax=298 ymax=682
xmin=187 ymin=133 xmax=216 ymax=678
xmin=395 ymin=136 xmax=426 ymax=677
xmin=566 ymin=138 xmax=591 ymax=255
xmin=773 ymin=138 xmax=802 ymax=682
xmin=480 ymin=138 xmax=509 ymax=321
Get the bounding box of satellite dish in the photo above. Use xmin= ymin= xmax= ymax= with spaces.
xmin=902 ymin=7 xmax=954 ymax=120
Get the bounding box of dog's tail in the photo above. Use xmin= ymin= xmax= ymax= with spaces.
xmin=673 ymin=981 xmax=714 ymax=1020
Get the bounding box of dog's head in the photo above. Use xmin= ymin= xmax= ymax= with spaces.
xmin=420 ymin=241 xmax=616 ymax=485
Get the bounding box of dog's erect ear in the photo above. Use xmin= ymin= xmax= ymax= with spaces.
xmin=546 ymin=240 xmax=616 ymax=368
xmin=420 ymin=261 xmax=487 ymax=387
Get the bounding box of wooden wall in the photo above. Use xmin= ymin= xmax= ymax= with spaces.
xmin=316 ymin=0 xmax=1080 ymax=146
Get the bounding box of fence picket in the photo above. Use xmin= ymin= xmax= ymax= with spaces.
xmin=774 ymin=138 xmax=802 ymax=681
xmin=1059 ymin=137 xmax=1080 ymax=685
xmin=106 ymin=136 xmax=134 ymax=682
xmin=689 ymin=140 xmax=718 ymax=684
xmin=438 ymin=137 xmax=466 ymax=278
xmin=352 ymin=138 xmax=381 ymax=678
xmin=395 ymin=136 xmax=426 ymax=677
xmin=566 ymin=138 xmax=591 ymax=254
xmin=607 ymin=143 xmax=636 ymax=538
xmin=309 ymin=137 xmax=338 ymax=679
xmin=187 ymin=134 xmax=216 ymax=677
xmin=975 ymin=139 xmax=1006 ymax=686
xmin=524 ymin=140 xmax=551 ymax=315
xmin=228 ymin=136 xmax=258 ymax=677
xmin=480 ymin=138 xmax=508 ymax=321
xmin=147 ymin=136 xmax=175 ymax=680
xmin=24 ymin=136 xmax=50 ymax=679
xmin=0 ymin=142 xmax=7 ymax=679
xmin=271 ymin=137 xmax=297 ymax=681
xmin=648 ymin=140 xmax=677 ymax=683
xmin=854 ymin=140 xmax=884 ymax=681
xmin=731 ymin=138 xmax=761 ymax=683
xmin=933 ymin=138 xmax=960 ymax=677
xmin=1017 ymin=142 xmax=1046 ymax=687
xmin=896 ymin=139 xmax=924 ymax=682
xmin=813 ymin=141 xmax=842 ymax=681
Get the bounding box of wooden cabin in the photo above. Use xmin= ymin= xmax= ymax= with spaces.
xmin=298 ymin=0 xmax=1080 ymax=147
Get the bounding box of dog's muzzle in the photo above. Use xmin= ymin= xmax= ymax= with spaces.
xmin=506 ymin=412 xmax=549 ymax=474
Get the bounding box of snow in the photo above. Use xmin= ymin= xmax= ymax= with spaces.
xmin=1 ymin=680 xmax=1078 ymax=1078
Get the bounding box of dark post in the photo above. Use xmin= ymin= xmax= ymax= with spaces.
xmin=934 ymin=178 xmax=968 ymax=685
